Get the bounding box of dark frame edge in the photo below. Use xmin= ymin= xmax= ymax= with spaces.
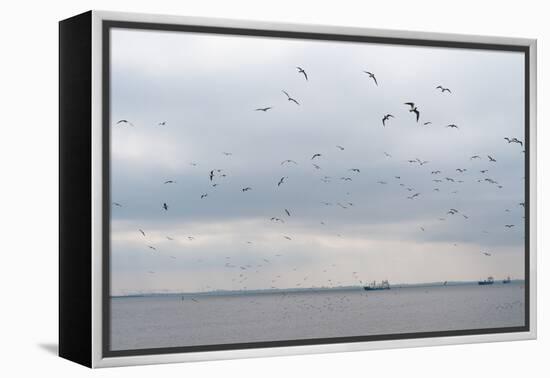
xmin=59 ymin=10 xmax=93 ymax=368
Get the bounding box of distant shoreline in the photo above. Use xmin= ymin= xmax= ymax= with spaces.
xmin=111 ymin=279 xmax=524 ymax=298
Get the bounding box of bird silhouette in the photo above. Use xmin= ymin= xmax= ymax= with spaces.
xmin=116 ymin=119 xmax=134 ymax=127
xmin=281 ymin=159 xmax=298 ymax=165
xmin=296 ymin=66 xmax=308 ymax=81
xmin=436 ymin=85 xmax=452 ymax=93
xmin=255 ymin=107 xmax=273 ymax=112
xmin=363 ymin=71 xmax=378 ymax=86
xmin=382 ymin=114 xmax=394 ymax=126
xmin=282 ymin=90 xmax=300 ymax=105
xmin=404 ymin=102 xmax=420 ymax=122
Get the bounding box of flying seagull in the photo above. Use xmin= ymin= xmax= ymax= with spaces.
xmin=147 ymin=245 xmax=157 ymax=251
xmin=504 ymin=224 xmax=515 ymax=228
xmin=138 ymin=229 xmax=145 ymax=237
xmin=281 ymin=159 xmax=298 ymax=165
xmin=436 ymin=85 xmax=452 ymax=93
xmin=112 ymin=202 xmax=123 ymax=207
xmin=446 ymin=124 xmax=459 ymax=129
xmin=404 ymin=102 xmax=420 ymax=122
xmin=282 ymin=90 xmax=300 ymax=105
xmin=116 ymin=119 xmax=134 ymax=127
xmin=483 ymin=252 xmax=492 ymax=256
xmin=349 ymin=168 xmax=360 ymax=173
xmin=470 ymin=155 xmax=481 ymax=160
xmin=488 ymin=155 xmax=497 ymax=162
xmin=311 ymin=153 xmax=322 ymax=160
xmin=384 ymin=152 xmax=392 ymax=158
xmin=222 ymin=152 xmax=232 ymax=156
xmin=336 ymin=145 xmax=345 ymax=151
xmin=242 ymin=187 xmax=252 ymax=192
xmin=423 ymin=121 xmax=432 ymax=126
xmin=382 ymin=114 xmax=394 ymax=127
xmin=511 ymin=137 xmax=523 ymax=146
xmin=163 ymin=203 xmax=168 ymax=211
xmin=200 ymin=193 xmax=208 ymax=199
xmin=255 ymin=107 xmax=273 ymax=112
xmin=164 ymin=180 xmax=176 ymax=184
xmin=312 ymin=163 xmax=321 ymax=170
xmin=278 ymin=177 xmax=287 ymax=187
xmin=209 ymin=170 xmax=214 ymax=181
xmin=158 ymin=121 xmax=166 ymax=126
xmin=296 ymin=66 xmax=308 ymax=81
xmin=285 ymin=209 xmax=291 ymax=216
xmin=363 ymin=71 xmax=378 ymax=86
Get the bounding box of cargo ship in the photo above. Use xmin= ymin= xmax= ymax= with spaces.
xmin=363 ymin=280 xmax=390 ymax=291
xmin=502 ymin=276 xmax=511 ymax=284
xmin=478 ymin=276 xmax=494 ymax=285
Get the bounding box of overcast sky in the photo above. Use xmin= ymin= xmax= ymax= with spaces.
xmin=109 ymin=27 xmax=525 ymax=296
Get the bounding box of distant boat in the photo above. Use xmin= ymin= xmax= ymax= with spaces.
xmin=502 ymin=276 xmax=511 ymax=284
xmin=363 ymin=280 xmax=390 ymax=291
xmin=478 ymin=276 xmax=494 ymax=285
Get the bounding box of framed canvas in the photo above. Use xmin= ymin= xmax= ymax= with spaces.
xmin=59 ymin=10 xmax=537 ymax=368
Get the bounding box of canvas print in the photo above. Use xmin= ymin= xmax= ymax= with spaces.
xmin=107 ymin=26 xmax=527 ymax=353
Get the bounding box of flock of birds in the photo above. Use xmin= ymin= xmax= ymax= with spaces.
xmin=113 ymin=64 xmax=525 ymax=298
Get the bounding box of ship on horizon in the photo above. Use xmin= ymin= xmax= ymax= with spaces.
xmin=363 ymin=280 xmax=390 ymax=291
xmin=478 ymin=276 xmax=494 ymax=285
xmin=502 ymin=276 xmax=512 ymax=284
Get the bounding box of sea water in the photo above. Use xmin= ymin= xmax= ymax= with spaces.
xmin=110 ymin=282 xmax=524 ymax=351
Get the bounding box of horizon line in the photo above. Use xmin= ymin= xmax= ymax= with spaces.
xmin=111 ymin=278 xmax=525 ymax=298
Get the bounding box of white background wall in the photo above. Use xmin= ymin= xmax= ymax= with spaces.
xmin=0 ymin=0 xmax=546 ymax=376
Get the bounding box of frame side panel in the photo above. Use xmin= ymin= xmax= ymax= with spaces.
xmin=59 ymin=10 xmax=93 ymax=368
